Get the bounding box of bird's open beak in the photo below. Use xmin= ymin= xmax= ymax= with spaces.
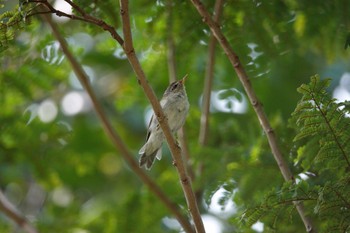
xmin=179 ymin=74 xmax=188 ymax=85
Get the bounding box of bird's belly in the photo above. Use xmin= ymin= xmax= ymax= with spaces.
xmin=166 ymin=101 xmax=189 ymax=132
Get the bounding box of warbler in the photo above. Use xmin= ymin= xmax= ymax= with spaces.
xmin=139 ymin=75 xmax=190 ymax=170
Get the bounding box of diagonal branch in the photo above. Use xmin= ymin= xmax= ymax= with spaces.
xmin=119 ymin=0 xmax=205 ymax=232
xmin=28 ymin=0 xmax=124 ymax=44
xmin=41 ymin=11 xmax=195 ymax=233
xmin=0 ymin=190 xmax=38 ymax=233
xmin=189 ymin=0 xmax=317 ymax=232
xmin=119 ymin=0 xmax=133 ymax=54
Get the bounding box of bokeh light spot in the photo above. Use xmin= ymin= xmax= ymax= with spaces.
xmin=52 ymin=186 xmax=73 ymax=207
xmin=61 ymin=91 xmax=91 ymax=116
xmin=38 ymin=99 xmax=58 ymax=123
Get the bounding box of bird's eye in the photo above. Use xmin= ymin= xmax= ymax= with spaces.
xmin=171 ymin=83 xmax=178 ymax=91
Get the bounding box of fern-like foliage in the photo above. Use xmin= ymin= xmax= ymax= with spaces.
xmin=241 ymin=76 xmax=350 ymax=232
xmin=241 ymin=180 xmax=316 ymax=230
xmin=291 ymin=75 xmax=350 ymax=174
xmin=290 ymin=76 xmax=350 ymax=231
xmin=314 ymin=176 xmax=350 ymax=232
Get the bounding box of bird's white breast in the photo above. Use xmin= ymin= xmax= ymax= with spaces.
xmin=162 ymin=94 xmax=189 ymax=132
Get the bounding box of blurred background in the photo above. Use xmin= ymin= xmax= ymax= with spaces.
xmin=1 ymin=0 xmax=349 ymax=232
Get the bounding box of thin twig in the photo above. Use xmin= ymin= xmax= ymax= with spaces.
xmin=119 ymin=0 xmax=205 ymax=232
xmin=165 ymin=0 xmax=195 ymax=182
xmin=189 ymin=1 xmax=316 ymax=232
xmin=41 ymin=11 xmax=195 ymax=233
xmin=198 ymin=0 xmax=224 ymax=145
xmin=196 ymin=0 xmax=224 ymax=210
xmin=177 ymin=127 xmax=194 ymax=181
xmin=166 ymin=0 xmax=177 ymax=83
xmin=63 ymin=0 xmax=86 ymax=16
xmin=28 ymin=0 xmax=124 ymax=44
xmin=0 ymin=190 xmax=38 ymax=233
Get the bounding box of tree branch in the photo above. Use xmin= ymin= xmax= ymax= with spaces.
xmin=198 ymin=0 xmax=223 ymax=146
xmin=0 ymin=190 xmax=38 ymax=233
xmin=28 ymin=0 xmax=124 ymax=45
xmin=195 ymin=0 xmax=224 ymax=211
xmin=119 ymin=0 xmax=205 ymax=232
xmin=165 ymin=0 xmax=195 ymax=183
xmin=189 ymin=1 xmax=317 ymax=232
xmin=41 ymin=11 xmax=194 ymax=233
xmin=166 ymin=0 xmax=177 ymax=83
xmin=119 ymin=0 xmax=133 ymax=54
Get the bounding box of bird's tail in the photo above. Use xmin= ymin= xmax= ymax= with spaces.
xmin=139 ymin=148 xmax=162 ymax=170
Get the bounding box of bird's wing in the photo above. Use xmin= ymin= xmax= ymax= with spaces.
xmin=145 ymin=114 xmax=153 ymax=142
xmin=146 ymin=113 xmax=159 ymax=142
xmin=146 ymin=99 xmax=166 ymax=142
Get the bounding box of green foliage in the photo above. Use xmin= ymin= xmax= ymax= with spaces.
xmin=291 ymin=76 xmax=350 ymax=232
xmin=242 ymin=76 xmax=350 ymax=232
xmin=244 ymin=173 xmax=350 ymax=232
xmin=292 ymin=75 xmax=350 ymax=174
xmin=0 ymin=0 xmax=39 ymax=51
xmin=314 ymin=177 xmax=350 ymax=232
xmin=0 ymin=3 xmax=24 ymax=50
xmin=241 ymin=180 xmax=315 ymax=230
xmin=1 ymin=0 xmax=350 ymax=232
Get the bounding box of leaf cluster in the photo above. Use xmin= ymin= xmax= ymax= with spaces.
xmin=0 ymin=2 xmax=26 ymax=51
xmin=242 ymin=180 xmax=316 ymax=231
xmin=292 ymin=75 xmax=350 ymax=174
xmin=242 ymin=76 xmax=350 ymax=232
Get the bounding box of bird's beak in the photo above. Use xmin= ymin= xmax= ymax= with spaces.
xmin=179 ymin=74 xmax=188 ymax=85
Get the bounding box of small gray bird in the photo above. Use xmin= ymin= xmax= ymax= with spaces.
xmin=139 ymin=75 xmax=190 ymax=170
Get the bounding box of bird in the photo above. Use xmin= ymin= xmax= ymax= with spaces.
xmin=138 ymin=75 xmax=190 ymax=170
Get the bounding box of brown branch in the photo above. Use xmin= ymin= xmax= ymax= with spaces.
xmin=41 ymin=11 xmax=195 ymax=233
xmin=166 ymin=0 xmax=177 ymax=83
xmin=195 ymin=0 xmax=224 ymax=211
xmin=119 ymin=0 xmax=205 ymax=232
xmin=198 ymin=0 xmax=223 ymax=146
xmin=0 ymin=190 xmax=38 ymax=233
xmin=63 ymin=0 xmax=86 ymax=16
xmin=119 ymin=0 xmax=133 ymax=54
xmin=165 ymin=0 xmax=195 ymax=183
xmin=177 ymin=127 xmax=194 ymax=181
xmin=189 ymin=1 xmax=317 ymax=233
xmin=28 ymin=0 xmax=124 ymax=45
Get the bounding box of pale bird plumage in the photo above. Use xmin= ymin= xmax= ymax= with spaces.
xmin=138 ymin=75 xmax=189 ymax=170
